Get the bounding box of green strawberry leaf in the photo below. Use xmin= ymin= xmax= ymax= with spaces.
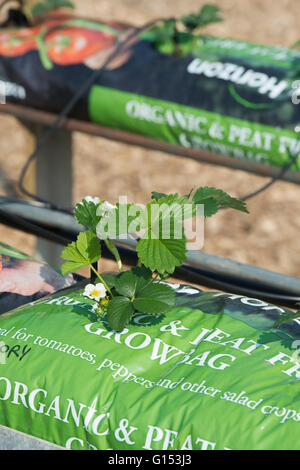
xmin=60 ymin=260 xmax=88 ymax=276
xmin=115 ymin=270 xmax=140 ymax=298
xmin=182 ymin=5 xmax=222 ymax=31
xmin=101 ymin=273 xmax=118 ymax=289
xmin=141 ymin=7 xmax=222 ymax=57
xmin=114 ymin=267 xmax=153 ymax=298
xmin=106 ymin=297 xmax=134 ymax=331
xmin=131 ymin=266 xmax=153 ymax=291
xmin=151 ymin=191 xmax=167 ymax=201
xmin=192 ymin=186 xmax=248 ymax=216
xmin=157 ymin=40 xmax=176 ymax=55
xmin=76 ymin=230 xmax=101 ymax=261
xmin=74 ymin=199 xmax=102 ymax=232
xmin=141 ymin=19 xmax=176 ymax=43
xmin=196 ymin=197 xmax=219 ymax=217
xmin=61 ymin=230 xmax=101 ymax=275
xmin=137 ymin=235 xmax=187 ymax=275
xmin=133 ymin=282 xmax=176 ymax=314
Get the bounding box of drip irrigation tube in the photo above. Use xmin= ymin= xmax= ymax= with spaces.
xmin=0 ymin=197 xmax=299 ymax=308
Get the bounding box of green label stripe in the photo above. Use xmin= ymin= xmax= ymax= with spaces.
xmin=89 ymin=85 xmax=300 ymax=170
xmin=194 ymin=35 xmax=300 ymax=68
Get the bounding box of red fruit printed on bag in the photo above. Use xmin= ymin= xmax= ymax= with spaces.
xmin=0 ymin=25 xmax=42 ymax=56
xmin=0 ymin=15 xmax=68 ymax=57
xmin=44 ymin=26 xmax=117 ymax=65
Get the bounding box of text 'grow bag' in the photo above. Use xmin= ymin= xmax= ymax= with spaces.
xmin=0 ymin=282 xmax=299 ymax=450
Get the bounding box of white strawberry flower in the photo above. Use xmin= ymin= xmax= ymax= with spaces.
xmin=98 ymin=200 xmax=116 ymax=218
xmin=83 ymin=196 xmax=101 ymax=205
xmin=83 ymin=283 xmax=107 ymax=301
xmin=101 ymin=200 xmax=116 ymax=213
xmin=102 ymin=201 xmax=115 ymax=211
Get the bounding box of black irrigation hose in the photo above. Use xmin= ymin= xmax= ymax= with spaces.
xmin=175 ymin=266 xmax=300 ymax=309
xmin=217 ymin=147 xmax=300 ymax=210
xmin=0 ymin=208 xmax=299 ymax=309
xmin=240 ymin=149 xmax=300 ymax=203
xmin=0 ymin=207 xmax=74 ymax=245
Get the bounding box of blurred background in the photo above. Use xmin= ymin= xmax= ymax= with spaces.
xmin=0 ymin=0 xmax=300 ymax=277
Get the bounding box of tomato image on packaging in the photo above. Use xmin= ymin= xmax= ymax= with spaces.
xmin=0 ymin=14 xmax=68 ymax=57
xmin=44 ymin=26 xmax=117 ymax=65
xmin=0 ymin=26 xmax=40 ymax=56
xmin=0 ymin=14 xmax=121 ymax=67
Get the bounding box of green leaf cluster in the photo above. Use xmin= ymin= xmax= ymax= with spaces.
xmin=61 ymin=230 xmax=100 ymax=276
xmin=141 ymin=4 xmax=222 ymax=57
xmin=181 ymin=5 xmax=222 ymax=31
xmin=105 ymin=267 xmax=176 ymax=331
xmin=190 ymin=187 xmax=249 ymax=217
xmin=61 ymin=187 xmax=248 ymax=332
xmin=97 ymin=193 xmax=193 ymax=276
xmin=96 ymin=188 xmax=247 ymax=276
xmin=74 ymin=199 xmax=103 ymax=233
xmin=31 ymin=0 xmax=74 ymax=17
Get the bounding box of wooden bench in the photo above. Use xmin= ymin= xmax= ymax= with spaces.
xmin=1 ymin=102 xmax=300 ymax=266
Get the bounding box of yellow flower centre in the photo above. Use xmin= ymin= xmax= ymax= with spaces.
xmin=91 ymin=289 xmax=100 ymax=297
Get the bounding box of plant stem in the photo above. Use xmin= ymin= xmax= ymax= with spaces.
xmin=104 ymin=239 xmax=123 ymax=272
xmin=149 ymin=273 xmax=159 ymax=286
xmin=89 ymin=264 xmax=114 ymax=297
xmin=138 ymin=273 xmax=159 ymax=294
xmin=130 ymin=273 xmax=158 ymax=301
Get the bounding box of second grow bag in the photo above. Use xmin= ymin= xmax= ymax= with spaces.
xmin=0 ymin=11 xmax=299 ymax=170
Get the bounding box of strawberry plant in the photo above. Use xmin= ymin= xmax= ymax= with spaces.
xmin=61 ymin=188 xmax=248 ymax=332
xmin=141 ymin=4 xmax=222 ymax=57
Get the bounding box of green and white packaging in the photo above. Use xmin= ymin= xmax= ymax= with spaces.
xmin=0 ymin=282 xmax=299 ymax=450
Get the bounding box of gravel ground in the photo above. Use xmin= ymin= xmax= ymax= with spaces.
xmin=0 ymin=0 xmax=300 ymax=281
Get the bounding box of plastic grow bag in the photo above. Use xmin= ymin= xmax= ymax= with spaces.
xmin=0 ymin=11 xmax=299 ymax=170
xmin=0 ymin=280 xmax=300 ymax=450
xmin=0 ymin=242 xmax=73 ymax=314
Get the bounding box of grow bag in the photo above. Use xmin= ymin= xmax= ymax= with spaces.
xmin=0 ymin=280 xmax=299 ymax=450
xmin=0 ymin=12 xmax=299 ymax=170
xmin=0 ymin=242 xmax=73 ymax=314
